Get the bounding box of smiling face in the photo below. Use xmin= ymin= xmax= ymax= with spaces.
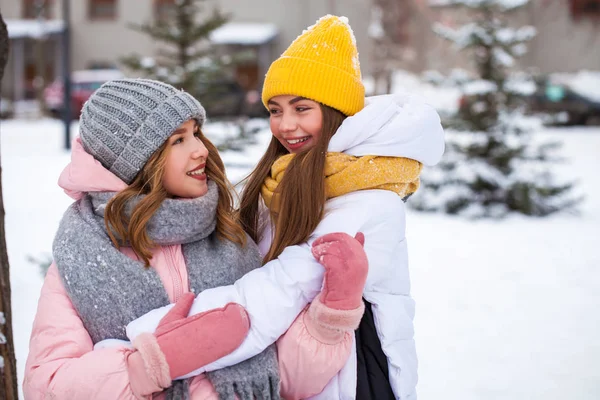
xmin=268 ymin=95 xmax=324 ymax=153
xmin=162 ymin=119 xmax=209 ymax=199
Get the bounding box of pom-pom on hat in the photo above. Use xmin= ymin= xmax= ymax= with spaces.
xmin=262 ymin=15 xmax=365 ymax=116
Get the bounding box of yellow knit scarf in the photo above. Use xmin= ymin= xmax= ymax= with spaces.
xmin=261 ymin=152 xmax=423 ymax=211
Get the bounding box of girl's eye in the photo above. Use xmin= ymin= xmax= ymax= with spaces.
xmin=173 ymin=137 xmax=183 ymax=145
xmin=269 ymin=109 xmax=280 ymax=116
xmin=296 ymin=106 xmax=310 ymax=112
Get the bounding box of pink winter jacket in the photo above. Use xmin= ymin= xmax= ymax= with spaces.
xmin=23 ymin=138 xmax=354 ymax=400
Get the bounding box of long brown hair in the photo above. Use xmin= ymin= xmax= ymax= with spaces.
xmin=105 ymin=126 xmax=247 ymax=267
xmin=238 ymin=104 xmax=346 ymax=263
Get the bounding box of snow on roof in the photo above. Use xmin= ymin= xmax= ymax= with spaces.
xmin=210 ymin=22 xmax=278 ymax=45
xmin=5 ymin=19 xmax=65 ymax=39
xmin=71 ymin=69 xmax=124 ymax=83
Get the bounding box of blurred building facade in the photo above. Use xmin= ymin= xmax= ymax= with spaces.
xmin=0 ymin=0 xmax=370 ymax=103
xmin=520 ymin=0 xmax=600 ymax=74
xmin=0 ymin=0 xmax=598 ymax=103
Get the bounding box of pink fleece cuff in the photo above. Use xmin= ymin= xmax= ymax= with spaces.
xmin=305 ymin=295 xmax=365 ymax=344
xmin=132 ymin=333 xmax=172 ymax=389
xmin=127 ymin=351 xmax=164 ymax=399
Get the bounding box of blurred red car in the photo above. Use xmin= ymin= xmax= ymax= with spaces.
xmin=44 ymin=69 xmax=123 ymax=119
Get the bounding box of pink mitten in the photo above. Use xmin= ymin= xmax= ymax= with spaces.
xmin=311 ymin=232 xmax=368 ymax=311
xmin=130 ymin=293 xmax=250 ymax=388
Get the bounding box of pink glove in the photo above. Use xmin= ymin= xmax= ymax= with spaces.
xmin=129 ymin=293 xmax=250 ymax=389
xmin=311 ymin=232 xmax=368 ymax=311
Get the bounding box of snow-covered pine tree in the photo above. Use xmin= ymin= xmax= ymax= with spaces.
xmin=121 ymin=0 xmax=229 ymax=99
xmin=413 ymin=0 xmax=580 ymax=217
xmin=122 ymin=0 xmax=260 ymax=150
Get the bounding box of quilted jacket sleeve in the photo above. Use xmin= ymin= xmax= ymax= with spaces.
xmin=276 ymin=305 xmax=356 ymax=400
xmin=23 ymin=263 xmax=161 ymax=400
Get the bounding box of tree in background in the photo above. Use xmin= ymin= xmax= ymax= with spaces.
xmin=0 ymin=11 xmax=19 ymax=400
xmin=122 ymin=0 xmax=260 ymax=150
xmin=412 ymin=0 xmax=580 ymax=217
xmin=121 ymin=0 xmax=231 ymax=101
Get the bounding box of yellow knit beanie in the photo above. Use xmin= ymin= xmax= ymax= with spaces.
xmin=262 ymin=15 xmax=365 ymax=116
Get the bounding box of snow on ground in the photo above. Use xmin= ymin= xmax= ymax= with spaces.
xmin=209 ymin=22 xmax=278 ymax=46
xmin=2 ymin=116 xmax=599 ymax=399
xmin=411 ymin=126 xmax=600 ymax=400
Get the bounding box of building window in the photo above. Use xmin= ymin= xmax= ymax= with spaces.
xmin=22 ymin=0 xmax=53 ymax=19
xmin=89 ymin=0 xmax=117 ymax=20
xmin=570 ymin=0 xmax=600 ymax=18
xmin=155 ymin=0 xmax=175 ymax=22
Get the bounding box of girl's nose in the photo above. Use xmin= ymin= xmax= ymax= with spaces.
xmin=279 ymin=113 xmax=297 ymax=133
xmin=192 ymin=141 xmax=209 ymax=159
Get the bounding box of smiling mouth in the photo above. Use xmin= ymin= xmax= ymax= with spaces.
xmin=186 ymin=164 xmax=205 ymax=176
xmin=286 ymin=137 xmax=310 ymax=145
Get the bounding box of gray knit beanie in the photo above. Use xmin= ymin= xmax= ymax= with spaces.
xmin=79 ymin=78 xmax=206 ymax=184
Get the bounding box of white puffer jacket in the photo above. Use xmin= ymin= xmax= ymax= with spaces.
xmin=127 ymin=93 xmax=445 ymax=399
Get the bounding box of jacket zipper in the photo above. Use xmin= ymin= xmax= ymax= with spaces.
xmin=167 ymin=245 xmax=183 ymax=303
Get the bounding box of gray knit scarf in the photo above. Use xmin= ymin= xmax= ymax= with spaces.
xmin=52 ymin=181 xmax=280 ymax=400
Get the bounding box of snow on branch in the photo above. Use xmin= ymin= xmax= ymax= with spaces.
xmin=429 ymin=0 xmax=529 ymax=11
xmin=433 ymin=22 xmax=491 ymax=48
xmin=495 ymin=26 xmax=536 ymax=44
xmin=434 ymin=22 xmax=536 ymax=49
xmin=462 ymin=79 xmax=497 ymax=95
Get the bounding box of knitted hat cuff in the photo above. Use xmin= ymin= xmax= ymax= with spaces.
xmin=111 ymin=91 xmax=205 ymax=183
xmin=262 ymin=56 xmax=364 ymax=116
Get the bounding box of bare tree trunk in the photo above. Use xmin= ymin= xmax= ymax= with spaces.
xmin=34 ymin=36 xmax=47 ymax=116
xmin=0 ymin=13 xmax=8 ymax=81
xmin=0 ymin=11 xmax=19 ymax=400
xmin=385 ymin=69 xmax=393 ymax=94
xmin=370 ymin=0 xmax=415 ymax=94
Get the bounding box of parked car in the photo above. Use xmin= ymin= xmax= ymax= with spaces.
xmin=457 ymin=75 xmax=600 ymax=126
xmin=528 ymin=77 xmax=600 ymax=126
xmin=195 ymin=79 xmax=268 ymax=119
xmin=44 ymin=69 xmax=124 ymax=119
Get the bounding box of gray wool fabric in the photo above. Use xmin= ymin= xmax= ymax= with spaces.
xmin=79 ymin=78 xmax=206 ymax=184
xmin=209 ymin=345 xmax=281 ymax=400
xmin=53 ymin=181 xmax=280 ymax=399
